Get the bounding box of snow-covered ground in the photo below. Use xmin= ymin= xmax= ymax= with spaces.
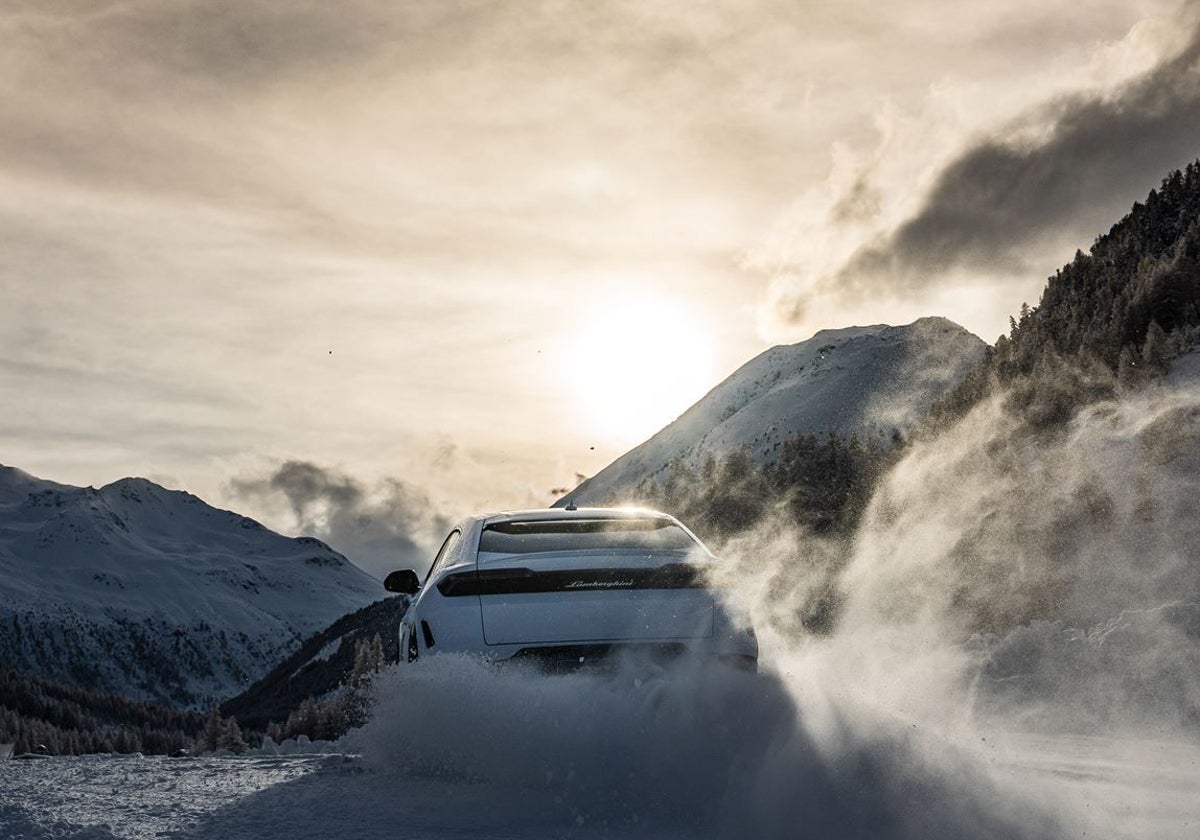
xmin=2 ymin=671 xmax=1198 ymax=840
xmin=0 ymin=753 xmax=328 ymax=840
xmin=2 ymin=710 xmax=1200 ymax=835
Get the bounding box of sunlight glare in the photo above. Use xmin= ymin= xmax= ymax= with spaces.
xmin=563 ymin=296 xmax=716 ymax=448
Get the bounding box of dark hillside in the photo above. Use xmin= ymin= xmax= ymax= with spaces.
xmin=934 ymin=161 xmax=1200 ymax=424
xmin=0 ymin=667 xmax=206 ymax=755
xmin=221 ymin=595 xmax=407 ymax=731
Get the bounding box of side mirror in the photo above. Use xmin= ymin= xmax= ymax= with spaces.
xmin=383 ymin=569 xmax=421 ymax=595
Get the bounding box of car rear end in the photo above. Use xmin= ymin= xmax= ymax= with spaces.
xmin=401 ymin=509 xmax=756 ymax=672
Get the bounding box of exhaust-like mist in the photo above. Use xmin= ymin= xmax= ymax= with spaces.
xmin=350 ymin=374 xmax=1200 ymax=839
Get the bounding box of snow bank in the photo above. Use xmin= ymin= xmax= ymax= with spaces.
xmin=972 ymin=601 xmax=1200 ymax=733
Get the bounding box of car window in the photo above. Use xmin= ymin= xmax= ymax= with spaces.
xmin=479 ymin=518 xmax=696 ymax=555
xmin=424 ymin=529 xmax=462 ymax=584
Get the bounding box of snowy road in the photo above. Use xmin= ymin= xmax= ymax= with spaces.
xmin=5 ymin=639 xmax=1200 ymax=840
xmin=975 ymin=732 xmax=1200 ymax=839
xmin=7 ymin=605 xmax=1200 ymax=840
xmin=0 ymin=751 xmax=683 ymax=840
xmin=0 ymin=754 xmax=327 ymax=840
xmin=3 ymin=718 xmax=1199 ymax=839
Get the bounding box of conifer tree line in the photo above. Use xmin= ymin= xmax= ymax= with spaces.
xmin=0 ymin=666 xmax=205 ymax=756
xmin=0 ymin=633 xmax=391 ymax=756
xmin=195 ymin=631 xmax=390 ymax=752
xmin=633 ymin=432 xmax=894 ymax=545
xmin=933 ymin=161 xmax=1200 ymax=427
xmin=195 ymin=707 xmax=250 ymax=755
xmin=221 ymin=597 xmax=405 ymax=733
xmin=258 ymin=633 xmax=387 ymax=745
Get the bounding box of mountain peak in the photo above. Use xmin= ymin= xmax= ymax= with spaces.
xmin=99 ymin=476 xmax=185 ymax=508
xmin=0 ymin=464 xmax=36 ymax=490
xmin=106 ymin=476 xmax=160 ymax=489
xmin=562 ymin=316 xmax=985 ymax=506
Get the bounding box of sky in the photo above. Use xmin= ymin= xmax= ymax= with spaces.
xmin=3 ymin=0 xmax=1200 ymax=567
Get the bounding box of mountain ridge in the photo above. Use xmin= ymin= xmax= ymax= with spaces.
xmin=0 ymin=465 xmax=384 ymax=708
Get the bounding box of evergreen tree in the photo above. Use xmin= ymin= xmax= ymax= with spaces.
xmin=1141 ymin=320 xmax=1170 ymax=373
xmin=931 ymin=160 xmax=1200 ymax=427
xmin=218 ymin=717 xmax=248 ymax=754
xmin=200 ymin=708 xmax=222 ymax=753
xmin=0 ymin=666 xmax=206 ymax=756
xmin=285 ymin=696 xmax=319 ymax=740
xmin=1117 ymin=344 xmax=1142 ymax=386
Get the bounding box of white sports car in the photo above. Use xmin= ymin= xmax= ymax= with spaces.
xmin=383 ymin=507 xmax=757 ymax=672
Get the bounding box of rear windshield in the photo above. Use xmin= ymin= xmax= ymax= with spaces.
xmin=479 ymin=518 xmax=697 ymax=555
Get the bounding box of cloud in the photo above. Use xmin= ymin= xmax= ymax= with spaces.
xmin=766 ymin=18 xmax=1200 ymax=331
xmin=229 ymin=460 xmax=450 ymax=580
xmin=0 ymin=2 xmax=511 ymax=237
xmin=1 ymin=0 xmax=1186 ymax=507
xmin=828 ymin=173 xmax=884 ymax=225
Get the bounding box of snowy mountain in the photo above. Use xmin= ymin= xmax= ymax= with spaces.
xmin=562 ymin=317 xmax=985 ymax=505
xmin=0 ymin=465 xmax=383 ymax=707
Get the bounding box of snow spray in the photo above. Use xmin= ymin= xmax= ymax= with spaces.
xmin=354 ymin=377 xmax=1200 ymax=839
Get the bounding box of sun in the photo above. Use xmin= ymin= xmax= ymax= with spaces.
xmin=563 ymin=295 xmax=716 ymax=448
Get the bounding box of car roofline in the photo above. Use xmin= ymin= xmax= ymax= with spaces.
xmin=481 ymin=507 xmax=677 ymax=527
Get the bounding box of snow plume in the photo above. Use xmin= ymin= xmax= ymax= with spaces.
xmin=356 ymin=656 xmax=1055 ymax=839
xmin=830 ymin=380 xmax=1200 ymax=734
xmin=719 ymin=373 xmax=1200 ymax=834
xmin=229 ymin=460 xmax=450 ymax=580
xmin=355 ymin=374 xmax=1200 ymax=838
